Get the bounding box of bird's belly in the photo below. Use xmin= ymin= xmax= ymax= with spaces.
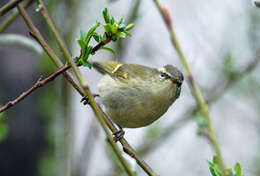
xmin=98 ymin=78 xmax=172 ymax=128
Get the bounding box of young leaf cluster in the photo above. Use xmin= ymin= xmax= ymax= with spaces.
xmin=75 ymin=21 xmax=101 ymax=68
xmin=103 ymin=8 xmax=134 ymax=41
xmin=207 ymin=156 xmax=243 ymax=176
xmin=75 ymin=8 xmax=134 ymax=68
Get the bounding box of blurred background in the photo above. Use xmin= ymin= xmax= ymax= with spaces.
xmin=0 ymin=0 xmax=260 ymax=176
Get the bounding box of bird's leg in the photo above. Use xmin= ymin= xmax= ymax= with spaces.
xmin=80 ymin=94 xmax=100 ymax=105
xmin=113 ymin=125 xmax=125 ymax=142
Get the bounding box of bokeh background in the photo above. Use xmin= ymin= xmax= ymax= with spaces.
xmin=0 ymin=0 xmax=260 ymax=176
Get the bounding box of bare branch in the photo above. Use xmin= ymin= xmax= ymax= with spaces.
xmin=0 ymin=65 xmax=72 ymax=113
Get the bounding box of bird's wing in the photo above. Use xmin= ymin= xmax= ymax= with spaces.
xmin=93 ymin=61 xmax=154 ymax=81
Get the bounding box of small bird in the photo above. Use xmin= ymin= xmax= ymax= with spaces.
xmin=91 ymin=61 xmax=184 ymax=129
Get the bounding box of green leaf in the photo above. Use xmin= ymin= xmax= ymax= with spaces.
xmin=102 ymin=33 xmax=107 ymax=40
xmin=118 ymin=18 xmax=124 ymax=24
xmin=100 ymin=46 xmax=117 ymax=59
xmin=207 ymin=161 xmax=218 ymax=176
xmin=80 ymin=45 xmax=93 ymax=63
xmin=124 ymin=31 xmax=131 ymax=37
xmin=93 ymin=32 xmax=102 ymax=42
xmin=118 ymin=24 xmax=126 ymax=31
xmin=207 ymin=156 xmax=223 ymax=176
xmin=85 ymin=21 xmax=101 ymax=45
xmin=234 ymin=163 xmax=241 ymax=176
xmin=77 ymin=39 xmax=85 ymax=49
xmin=104 ymin=24 xmax=112 ymax=35
xmin=80 ymin=29 xmax=87 ymax=40
xmin=125 ymin=23 xmax=135 ymax=31
xmin=73 ymin=56 xmax=80 ymax=62
xmin=82 ymin=60 xmax=92 ymax=69
xmin=116 ymin=32 xmax=126 ymax=38
xmin=102 ymin=8 xmax=110 ymax=24
xmin=111 ymin=23 xmax=118 ymax=34
xmin=111 ymin=35 xmax=118 ymax=41
xmin=110 ymin=16 xmax=115 ymax=24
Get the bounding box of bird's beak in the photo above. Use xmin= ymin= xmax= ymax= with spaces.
xmin=169 ymin=77 xmax=182 ymax=87
xmin=169 ymin=77 xmax=177 ymax=84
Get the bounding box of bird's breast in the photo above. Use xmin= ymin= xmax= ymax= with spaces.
xmin=98 ymin=75 xmax=176 ymax=128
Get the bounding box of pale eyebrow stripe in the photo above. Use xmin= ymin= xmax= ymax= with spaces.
xmin=157 ymin=67 xmax=171 ymax=76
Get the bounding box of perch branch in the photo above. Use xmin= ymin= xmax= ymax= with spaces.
xmin=0 ymin=65 xmax=77 ymax=113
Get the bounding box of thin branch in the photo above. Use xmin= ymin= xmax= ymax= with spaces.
xmin=0 ymin=0 xmax=23 ymax=16
xmin=0 ymin=0 xmax=34 ymax=33
xmin=0 ymin=34 xmax=114 ymax=114
xmin=153 ymin=0 xmax=226 ymax=173
xmin=17 ymin=3 xmax=158 ymax=176
xmin=0 ymin=65 xmax=73 ymax=113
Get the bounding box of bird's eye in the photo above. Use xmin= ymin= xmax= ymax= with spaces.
xmin=160 ymin=72 xmax=168 ymax=78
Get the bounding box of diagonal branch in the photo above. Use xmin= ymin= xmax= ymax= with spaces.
xmin=0 ymin=34 xmax=113 ymax=114
xmin=0 ymin=65 xmax=74 ymax=113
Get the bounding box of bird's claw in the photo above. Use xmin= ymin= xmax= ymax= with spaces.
xmin=80 ymin=94 xmax=100 ymax=105
xmin=81 ymin=95 xmax=90 ymax=105
xmin=113 ymin=129 xmax=125 ymax=142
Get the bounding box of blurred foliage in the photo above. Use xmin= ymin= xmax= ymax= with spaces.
xmin=194 ymin=110 xmax=208 ymax=136
xmin=0 ymin=112 xmax=8 ymax=142
xmin=207 ymin=156 xmax=243 ymax=176
xmin=222 ymin=52 xmax=236 ymax=81
xmin=38 ymin=151 xmax=57 ymax=176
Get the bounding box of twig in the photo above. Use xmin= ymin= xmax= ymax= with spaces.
xmin=17 ymin=3 xmax=155 ymax=176
xmin=0 ymin=65 xmax=72 ymax=113
xmin=0 ymin=0 xmax=23 ymax=16
xmin=137 ymin=51 xmax=260 ymax=156
xmin=0 ymin=34 xmax=113 ymax=114
xmin=153 ymin=0 xmax=226 ymax=174
xmin=0 ymin=0 xmax=34 ymax=33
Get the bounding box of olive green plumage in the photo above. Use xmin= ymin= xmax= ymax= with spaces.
xmin=93 ymin=61 xmax=183 ymax=128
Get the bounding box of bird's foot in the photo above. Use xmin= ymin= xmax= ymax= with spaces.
xmin=113 ymin=128 xmax=125 ymax=142
xmin=80 ymin=94 xmax=99 ymax=105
